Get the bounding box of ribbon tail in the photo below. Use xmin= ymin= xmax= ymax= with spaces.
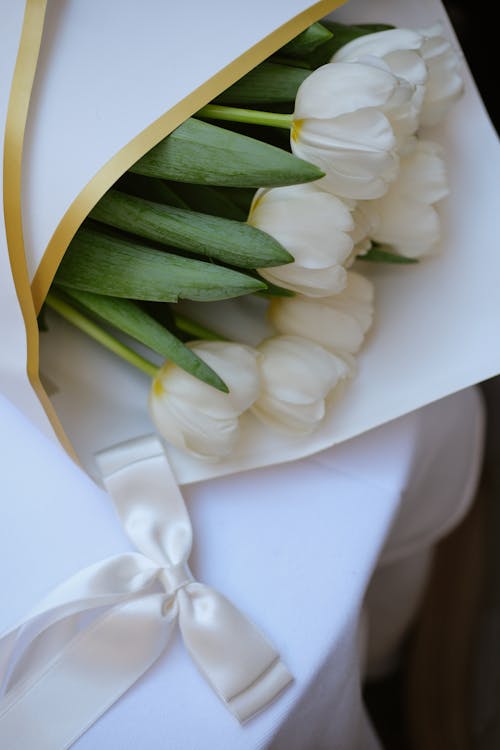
xmin=1 ymin=618 xmax=79 ymax=697
xmin=0 ymin=553 xmax=159 ymax=696
xmin=0 ymin=594 xmax=173 ymax=750
xmin=178 ymin=585 xmax=292 ymax=723
xmin=98 ymin=435 xmax=293 ymax=722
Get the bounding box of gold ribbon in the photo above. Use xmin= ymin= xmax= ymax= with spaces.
xmin=2 ymin=0 xmax=74 ymax=453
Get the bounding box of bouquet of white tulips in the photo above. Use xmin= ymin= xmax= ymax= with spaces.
xmin=42 ymin=19 xmax=464 ymax=461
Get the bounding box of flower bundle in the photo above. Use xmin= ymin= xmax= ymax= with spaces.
xmin=43 ymin=19 xmax=464 ymax=461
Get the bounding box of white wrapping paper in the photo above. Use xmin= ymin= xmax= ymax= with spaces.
xmin=1 ymin=0 xmax=499 ymax=483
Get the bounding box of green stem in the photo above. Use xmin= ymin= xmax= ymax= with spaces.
xmin=196 ymin=104 xmax=293 ymax=130
xmin=45 ymin=290 xmax=159 ymax=378
xmin=173 ymin=313 xmax=226 ymax=341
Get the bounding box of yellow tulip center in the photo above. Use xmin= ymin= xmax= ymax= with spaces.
xmin=153 ymin=378 xmax=165 ymax=398
xmin=291 ymin=119 xmax=303 ymax=143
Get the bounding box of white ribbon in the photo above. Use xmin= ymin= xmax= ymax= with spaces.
xmin=0 ymin=435 xmax=292 ymax=750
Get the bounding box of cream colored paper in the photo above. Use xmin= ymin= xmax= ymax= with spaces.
xmin=2 ymin=0 xmax=500 ymax=483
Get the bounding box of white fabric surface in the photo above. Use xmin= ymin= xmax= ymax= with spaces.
xmin=0 ymin=386 xmax=484 ymax=749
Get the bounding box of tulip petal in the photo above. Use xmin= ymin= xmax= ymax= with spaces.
xmin=364 ymin=138 xmax=448 ymax=258
xmin=419 ymin=24 xmax=464 ymax=126
xmin=268 ymin=272 xmax=374 ymax=355
xmin=293 ymin=62 xmax=402 ymax=121
xmin=332 ymin=29 xmax=424 ymax=63
xmin=249 ymin=184 xmax=354 ymax=296
xmin=251 ymin=336 xmax=350 ymax=434
xmin=292 ymin=110 xmax=399 ymax=199
xmin=252 ymin=394 xmax=326 ymax=435
xmin=148 ymin=341 xmax=260 ymax=460
xmin=370 ymin=196 xmax=441 ymax=258
xmin=395 ymin=141 xmax=449 ymax=203
xmin=161 ymin=343 xmax=260 ymax=418
xmin=259 ymin=264 xmax=346 ymax=298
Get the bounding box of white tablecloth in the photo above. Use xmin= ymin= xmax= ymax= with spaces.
xmin=0 ymin=386 xmax=484 ymax=749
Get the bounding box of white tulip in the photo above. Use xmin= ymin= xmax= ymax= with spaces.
xmin=419 ymin=23 xmax=464 ymax=127
xmin=347 ymin=200 xmax=380 ymax=261
xmin=248 ymin=183 xmax=353 ymax=297
xmin=149 ymin=341 xmax=260 ymax=461
xmin=291 ymin=61 xmax=414 ymax=199
xmin=332 ymin=29 xmax=428 ymax=152
xmin=269 ymin=271 xmax=374 ymax=356
xmin=251 ymin=335 xmax=351 ymax=435
xmin=361 ymin=139 xmax=449 ymax=258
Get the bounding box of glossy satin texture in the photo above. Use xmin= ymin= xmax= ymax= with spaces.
xmin=0 ymin=435 xmax=291 ymax=749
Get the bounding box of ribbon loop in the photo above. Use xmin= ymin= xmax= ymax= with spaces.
xmin=96 ymin=435 xmax=193 ymax=567
xmin=0 ymin=435 xmax=292 ymax=750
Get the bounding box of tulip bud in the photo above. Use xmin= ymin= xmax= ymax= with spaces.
xmin=251 ymin=335 xmax=351 ymax=434
xmin=360 ymin=139 xmax=449 ymax=258
xmin=345 ymin=200 xmax=380 ymax=261
xmin=269 ymin=271 xmax=374 ymax=356
xmin=248 ymin=183 xmax=353 ymax=297
xmin=291 ymin=61 xmax=414 ymax=199
xmin=149 ymin=341 xmax=260 ymax=460
xmin=418 ymin=23 xmax=464 ymax=127
xmin=332 ymin=29 xmax=428 ymax=152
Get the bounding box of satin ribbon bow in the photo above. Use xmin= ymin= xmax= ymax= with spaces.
xmin=0 ymin=435 xmax=292 ymax=750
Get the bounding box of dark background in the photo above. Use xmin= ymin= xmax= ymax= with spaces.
xmin=443 ymin=3 xmax=500 ymax=748
xmin=444 ymin=1 xmax=498 ymax=130
xmin=365 ymin=4 xmax=499 ymax=749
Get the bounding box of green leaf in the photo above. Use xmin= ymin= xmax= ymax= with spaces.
xmin=116 ymin=173 xmax=190 ymax=209
xmin=214 ymin=62 xmax=309 ymax=106
xmin=305 ymin=21 xmax=394 ymax=67
xmin=255 ymin=283 xmax=296 ymax=298
xmin=354 ymin=23 xmax=396 ymax=33
xmin=359 ymin=247 xmax=419 ymax=264
xmin=216 ymin=187 xmax=257 ymax=216
xmin=138 ymin=301 xmax=176 ymax=329
xmin=279 ymin=22 xmax=333 ymax=57
xmin=60 ymin=288 xmax=228 ymax=392
xmin=197 ymin=118 xmax=292 ymax=152
xmin=322 ymin=21 xmax=394 ymax=55
xmin=167 ymin=182 xmax=247 ymax=221
xmin=89 ymin=189 xmax=292 ymax=268
xmin=173 ymin=312 xmax=226 ymax=342
xmin=130 ymin=117 xmax=323 ymax=187
xmin=55 ymin=226 xmax=267 ymax=301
